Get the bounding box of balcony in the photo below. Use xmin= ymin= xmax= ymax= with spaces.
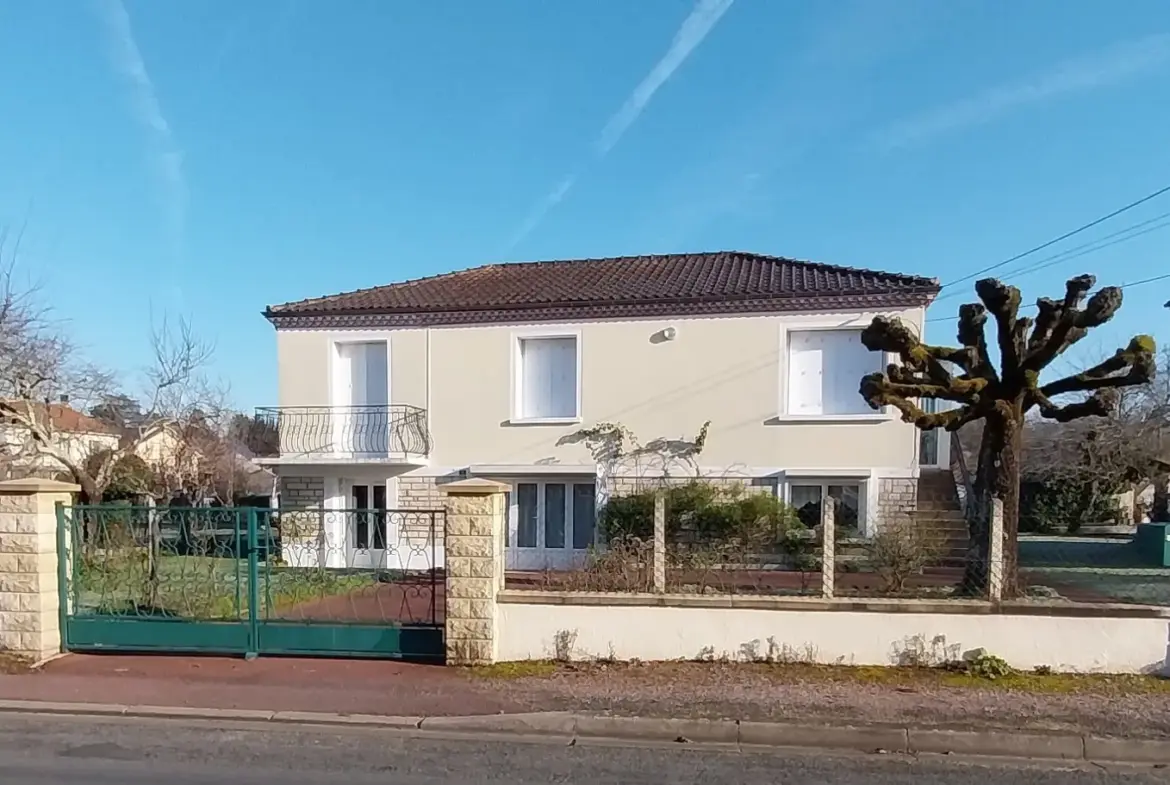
xmin=252 ymin=405 xmax=431 ymax=466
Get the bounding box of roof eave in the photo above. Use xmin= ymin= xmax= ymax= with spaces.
xmin=265 ymin=287 xmax=941 ymax=330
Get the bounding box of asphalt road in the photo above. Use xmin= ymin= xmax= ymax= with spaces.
xmin=0 ymin=713 xmax=1167 ymax=785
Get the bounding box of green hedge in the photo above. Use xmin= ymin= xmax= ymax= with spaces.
xmin=600 ymin=481 xmax=806 ymax=546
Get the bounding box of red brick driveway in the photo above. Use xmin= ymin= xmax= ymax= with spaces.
xmin=0 ymin=654 xmax=524 ymax=717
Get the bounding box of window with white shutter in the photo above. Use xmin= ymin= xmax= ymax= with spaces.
xmin=786 ymin=330 xmax=880 ymax=416
xmin=517 ymin=336 xmax=579 ymax=420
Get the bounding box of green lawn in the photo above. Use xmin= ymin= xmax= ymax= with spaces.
xmin=1019 ymin=536 xmax=1170 ymax=606
xmin=73 ymin=552 xmax=378 ymax=621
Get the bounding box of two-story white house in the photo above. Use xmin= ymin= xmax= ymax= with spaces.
xmin=258 ymin=251 xmax=942 ymax=571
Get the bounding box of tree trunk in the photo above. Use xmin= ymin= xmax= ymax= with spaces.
xmin=1153 ymin=473 xmax=1170 ymax=523
xmin=74 ymin=474 xmax=102 ymax=546
xmin=998 ymin=416 xmax=1023 ymax=596
xmin=963 ymin=411 xmax=1024 ymax=597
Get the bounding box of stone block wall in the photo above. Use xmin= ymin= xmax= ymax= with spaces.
xmin=398 ymin=476 xmax=446 ymax=510
xmin=876 ymin=478 xmax=918 ymax=529
xmin=278 ymin=476 xmax=326 ymax=563
xmin=607 ymin=475 xmax=776 ymax=498
xmin=0 ymin=479 xmax=78 ymax=663
xmin=442 ymin=480 xmax=507 ymax=666
xmin=396 ymin=476 xmax=454 ymax=547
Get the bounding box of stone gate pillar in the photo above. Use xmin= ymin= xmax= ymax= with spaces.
xmin=0 ymin=478 xmax=79 ymax=663
xmin=442 ymin=478 xmax=508 ymax=666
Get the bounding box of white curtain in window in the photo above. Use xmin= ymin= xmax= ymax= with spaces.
xmin=788 ymin=330 xmax=876 ymax=415
xmin=787 ymin=332 xmax=824 ymax=415
xmin=521 ymin=337 xmax=577 ymax=418
xmin=822 ymin=331 xmax=874 ymax=415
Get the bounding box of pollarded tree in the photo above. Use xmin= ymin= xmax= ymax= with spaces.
xmin=858 ymin=274 xmax=1156 ymax=595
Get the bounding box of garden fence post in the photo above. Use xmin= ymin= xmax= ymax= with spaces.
xmin=987 ymin=498 xmax=1005 ymax=602
xmin=245 ymin=507 xmax=260 ymax=660
xmin=653 ymin=491 xmax=666 ymax=594
xmin=820 ymin=497 xmax=836 ymax=599
xmin=55 ymin=502 xmax=71 ymax=653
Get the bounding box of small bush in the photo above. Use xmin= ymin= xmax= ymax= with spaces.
xmin=865 ymin=518 xmax=945 ymax=594
xmin=600 ymin=481 xmax=804 ymax=548
xmin=967 ymin=652 xmax=1014 ymax=680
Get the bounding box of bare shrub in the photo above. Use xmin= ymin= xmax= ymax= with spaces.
xmin=865 ymin=518 xmax=946 ymax=594
xmin=550 ymin=537 xmax=655 ymax=593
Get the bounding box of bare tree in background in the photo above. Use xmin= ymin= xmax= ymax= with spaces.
xmin=859 ymin=274 xmax=1156 ymax=595
xmin=1012 ymin=348 xmax=1169 ymax=529
xmin=0 ymin=236 xmax=219 ymax=503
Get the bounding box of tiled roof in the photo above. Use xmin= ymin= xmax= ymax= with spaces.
xmin=265 ymin=251 xmax=939 ymax=329
xmin=1 ymin=402 xmax=122 ymax=436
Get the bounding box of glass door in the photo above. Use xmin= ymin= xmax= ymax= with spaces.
xmin=505 ymin=481 xmax=596 ymax=570
xmin=349 ymin=482 xmax=388 ymax=568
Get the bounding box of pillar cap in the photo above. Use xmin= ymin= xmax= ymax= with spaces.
xmin=442 ymin=478 xmax=510 ymax=495
xmin=0 ymin=478 xmax=81 ymax=494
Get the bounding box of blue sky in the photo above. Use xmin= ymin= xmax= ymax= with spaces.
xmin=1 ymin=0 xmax=1168 ymax=408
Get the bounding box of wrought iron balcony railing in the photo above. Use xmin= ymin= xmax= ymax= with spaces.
xmin=252 ymin=405 xmax=431 ymax=460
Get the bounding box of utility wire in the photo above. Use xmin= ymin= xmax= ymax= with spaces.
xmin=925 ymin=272 xmax=1170 ymax=325
xmin=933 ymin=212 xmax=1170 ymax=304
xmin=939 ymin=183 xmax=1170 ymax=291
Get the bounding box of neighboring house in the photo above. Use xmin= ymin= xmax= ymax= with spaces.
xmin=134 ymin=422 xmax=276 ymax=501
xmin=0 ymin=401 xmax=121 ymax=479
xmin=258 ymin=251 xmax=940 ymax=570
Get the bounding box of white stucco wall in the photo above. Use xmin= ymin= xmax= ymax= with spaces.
xmin=274 ymin=307 xmax=927 ymax=473
xmin=496 ymin=598 xmax=1170 ymax=674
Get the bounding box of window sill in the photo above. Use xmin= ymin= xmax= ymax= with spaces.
xmin=768 ymin=414 xmax=891 ymax=425
xmin=506 ymin=417 xmax=583 ymax=426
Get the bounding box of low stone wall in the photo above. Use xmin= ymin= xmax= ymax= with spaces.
xmin=494 ymin=592 xmax=1170 ymax=674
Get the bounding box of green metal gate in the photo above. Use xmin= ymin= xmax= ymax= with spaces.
xmin=56 ymin=504 xmax=445 ymax=661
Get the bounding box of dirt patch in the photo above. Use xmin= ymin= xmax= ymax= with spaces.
xmin=472 ymin=661 xmax=1170 ymax=738
xmin=0 ymin=653 xmax=35 ymax=675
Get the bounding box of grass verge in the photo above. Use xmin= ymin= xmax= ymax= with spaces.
xmin=469 ymin=660 xmax=1170 ymax=695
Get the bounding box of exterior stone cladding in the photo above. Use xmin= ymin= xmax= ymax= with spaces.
xmin=876 ymin=477 xmax=918 ymax=529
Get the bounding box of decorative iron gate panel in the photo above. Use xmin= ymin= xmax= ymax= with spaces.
xmin=57 ymin=504 xmax=444 ymax=660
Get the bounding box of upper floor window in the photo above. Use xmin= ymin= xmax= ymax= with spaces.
xmin=515 ymin=335 xmax=579 ymax=420
xmin=786 ymin=329 xmax=880 ymax=416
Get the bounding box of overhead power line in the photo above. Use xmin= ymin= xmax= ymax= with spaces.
xmin=939 ymin=183 xmax=1170 ymax=291
xmin=933 ymin=211 xmax=1170 ymax=304
xmin=925 ymin=272 xmax=1170 ymax=325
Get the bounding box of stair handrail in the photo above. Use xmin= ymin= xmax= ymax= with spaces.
xmin=950 ymin=427 xmax=976 ymax=520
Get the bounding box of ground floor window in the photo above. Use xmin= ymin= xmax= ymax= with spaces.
xmin=505 ymin=480 xmax=597 ymax=551
xmin=788 ymin=480 xmax=862 ymax=530
xmin=350 ymin=482 xmax=388 ymax=550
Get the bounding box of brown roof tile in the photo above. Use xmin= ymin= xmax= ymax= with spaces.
xmin=265 ymin=251 xmax=939 ymax=329
xmin=1 ymin=402 xmax=122 ymax=436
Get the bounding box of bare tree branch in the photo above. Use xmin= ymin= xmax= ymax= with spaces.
xmin=0 ymin=234 xmax=222 ymax=501
xmin=1039 ymin=335 xmax=1157 ymax=397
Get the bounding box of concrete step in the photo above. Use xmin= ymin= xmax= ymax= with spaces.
xmin=917 ymin=503 xmax=964 ymax=514
xmin=913 ymin=512 xmax=966 ymax=523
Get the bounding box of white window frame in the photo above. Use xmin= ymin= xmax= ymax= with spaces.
xmin=777 ymin=322 xmax=891 ymax=423
xmin=505 ymin=478 xmax=599 ymax=569
xmin=510 ymin=329 xmax=583 ymax=425
xmin=326 ymin=333 xmax=392 ymax=408
xmin=782 ymin=476 xmax=869 ymax=534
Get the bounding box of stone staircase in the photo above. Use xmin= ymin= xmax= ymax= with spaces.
xmin=914 ymin=469 xmax=968 ymax=565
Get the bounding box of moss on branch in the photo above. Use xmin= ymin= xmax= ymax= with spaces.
xmin=1040 ymin=334 xmax=1156 ymax=397
xmin=1033 ymin=389 xmax=1119 ymax=423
